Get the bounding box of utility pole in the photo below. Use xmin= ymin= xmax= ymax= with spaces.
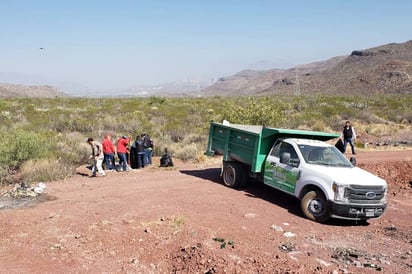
xmin=295 ymin=65 xmax=301 ymax=96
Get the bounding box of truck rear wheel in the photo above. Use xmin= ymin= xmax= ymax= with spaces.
xmin=222 ymin=162 xmax=245 ymax=188
xmin=301 ymin=190 xmax=330 ymax=223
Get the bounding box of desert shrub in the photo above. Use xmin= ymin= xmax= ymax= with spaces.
xmin=218 ymin=96 xmax=287 ymax=127
xmin=152 ymin=132 xmax=207 ymax=162
xmin=357 ymin=110 xmax=387 ymax=124
xmin=170 ymin=214 xmax=186 ymax=231
xmin=148 ymin=96 xmax=166 ymax=105
xmin=366 ymin=124 xmax=391 ymax=136
xmin=0 ymin=129 xmax=93 ymax=185
xmin=327 ymin=115 xmax=346 ymax=133
xmin=403 ymin=111 xmax=412 ymax=123
xmin=169 ymin=130 xmax=185 ymax=143
xmin=0 ymin=129 xmax=51 ymax=185
xmin=183 ymin=133 xmax=206 ymax=144
xmin=20 ymin=158 xmax=74 ymax=183
xmin=0 ymin=129 xmax=49 ymax=169
xmin=171 ymin=141 xmax=206 ymax=162
xmin=54 ymin=115 xmax=95 ymax=133
xmin=400 ymin=118 xmax=410 ymax=124
xmin=55 ymin=132 xmax=92 ymax=166
xmin=311 ymin=120 xmax=327 ymax=132
xmin=0 ymin=166 xmax=10 ymax=185
xmin=151 ymin=134 xmax=171 ymax=157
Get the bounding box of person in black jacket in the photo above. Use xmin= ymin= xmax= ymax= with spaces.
xmin=340 ymin=120 xmax=357 ymax=155
xmin=133 ymin=135 xmax=145 ymax=168
xmin=142 ymin=133 xmax=153 ymax=165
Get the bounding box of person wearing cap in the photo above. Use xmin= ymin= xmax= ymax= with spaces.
xmin=87 ymin=137 xmax=106 ymax=177
xmin=116 ymin=135 xmax=130 ymax=171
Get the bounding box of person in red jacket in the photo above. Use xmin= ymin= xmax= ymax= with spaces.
xmin=102 ymin=133 xmax=116 ymax=171
xmin=116 ymin=135 xmax=130 ymax=171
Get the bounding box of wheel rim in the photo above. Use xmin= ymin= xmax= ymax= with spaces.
xmin=223 ymin=167 xmax=234 ymax=186
xmin=308 ymin=199 xmax=325 ymax=216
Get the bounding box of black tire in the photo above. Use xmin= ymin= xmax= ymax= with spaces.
xmin=222 ymin=162 xmax=246 ymax=188
xmin=240 ymin=171 xmax=249 ymax=187
xmin=301 ymin=190 xmax=330 ymax=223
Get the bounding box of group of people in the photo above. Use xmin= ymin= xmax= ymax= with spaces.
xmin=86 ymin=121 xmax=356 ymax=177
xmin=87 ymin=133 xmax=154 ymax=177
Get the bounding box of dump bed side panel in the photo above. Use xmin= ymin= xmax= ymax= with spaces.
xmin=206 ymin=122 xmax=340 ymax=173
xmin=206 ymin=122 xmax=266 ymax=172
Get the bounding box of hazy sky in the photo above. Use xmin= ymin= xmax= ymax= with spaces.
xmin=1 ymin=0 xmax=411 ymax=92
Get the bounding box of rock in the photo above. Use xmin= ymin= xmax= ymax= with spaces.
xmin=271 ymin=225 xmax=284 ymax=232
xmin=244 ymin=213 xmax=257 ymax=219
xmin=283 ymin=232 xmax=296 ymax=238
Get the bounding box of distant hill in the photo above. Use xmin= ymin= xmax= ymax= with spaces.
xmin=202 ymin=40 xmax=412 ymax=96
xmin=0 ymin=83 xmax=68 ymax=98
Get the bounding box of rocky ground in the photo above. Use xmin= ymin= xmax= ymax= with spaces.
xmin=0 ymin=149 xmax=411 ymax=274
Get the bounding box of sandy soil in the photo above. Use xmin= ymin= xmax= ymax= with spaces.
xmin=0 ymin=150 xmax=411 ymax=274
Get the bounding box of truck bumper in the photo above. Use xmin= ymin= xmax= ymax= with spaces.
xmin=327 ymin=201 xmax=387 ymax=220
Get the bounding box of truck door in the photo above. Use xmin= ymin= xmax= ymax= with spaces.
xmin=264 ymin=141 xmax=300 ymax=194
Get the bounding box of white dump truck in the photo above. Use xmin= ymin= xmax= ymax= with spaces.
xmin=205 ymin=121 xmax=387 ymax=223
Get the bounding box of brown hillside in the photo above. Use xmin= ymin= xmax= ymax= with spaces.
xmin=0 ymin=83 xmax=68 ymax=98
xmin=202 ymin=40 xmax=412 ymax=96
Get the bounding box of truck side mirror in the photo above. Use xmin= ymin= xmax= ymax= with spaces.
xmin=350 ymin=157 xmax=356 ymax=166
xmin=290 ymin=158 xmax=300 ymax=167
xmin=280 ymin=152 xmax=291 ymax=165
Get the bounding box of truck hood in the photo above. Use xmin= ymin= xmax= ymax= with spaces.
xmin=308 ymin=165 xmax=387 ymax=187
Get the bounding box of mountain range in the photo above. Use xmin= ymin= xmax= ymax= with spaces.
xmin=202 ymin=40 xmax=412 ymax=96
xmin=1 ymin=40 xmax=411 ymax=98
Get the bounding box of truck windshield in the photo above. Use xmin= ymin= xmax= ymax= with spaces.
xmin=298 ymin=145 xmax=352 ymax=167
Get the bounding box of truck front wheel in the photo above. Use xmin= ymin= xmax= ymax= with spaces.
xmin=301 ymin=190 xmax=330 ymax=223
xmin=222 ymin=162 xmax=245 ymax=188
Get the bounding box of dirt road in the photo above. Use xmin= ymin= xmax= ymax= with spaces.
xmin=0 ymin=150 xmax=411 ymax=273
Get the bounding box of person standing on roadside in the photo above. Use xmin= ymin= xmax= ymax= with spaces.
xmin=116 ymin=135 xmax=130 ymax=172
xmin=87 ymin=137 xmax=106 ymax=177
xmin=341 ymin=120 xmax=357 ymax=155
xmin=134 ymin=135 xmax=146 ymax=168
xmin=142 ymin=133 xmax=153 ymax=165
xmin=102 ymin=133 xmax=115 ymax=172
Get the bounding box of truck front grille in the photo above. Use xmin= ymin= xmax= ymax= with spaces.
xmin=345 ymin=185 xmax=385 ymax=204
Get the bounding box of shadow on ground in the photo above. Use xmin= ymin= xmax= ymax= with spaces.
xmin=180 ymin=168 xmax=369 ymax=227
xmin=180 ymin=168 xmax=222 ymax=184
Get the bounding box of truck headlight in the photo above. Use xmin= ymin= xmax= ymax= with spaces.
xmin=332 ymin=182 xmax=347 ymax=202
xmin=382 ymin=187 xmax=387 ymax=203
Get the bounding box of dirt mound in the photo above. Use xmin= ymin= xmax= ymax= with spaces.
xmin=359 ymin=160 xmax=412 ymax=195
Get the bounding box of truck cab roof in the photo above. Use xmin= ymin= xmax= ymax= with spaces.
xmin=283 ymin=138 xmax=333 ymax=147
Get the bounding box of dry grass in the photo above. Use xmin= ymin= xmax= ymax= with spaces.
xmin=20 ymin=158 xmax=74 ymax=183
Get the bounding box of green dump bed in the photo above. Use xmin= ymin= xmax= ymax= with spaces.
xmin=205 ymin=122 xmax=339 ymax=173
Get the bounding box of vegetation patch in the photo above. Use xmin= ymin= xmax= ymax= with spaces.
xmin=0 ymin=95 xmax=411 ymax=185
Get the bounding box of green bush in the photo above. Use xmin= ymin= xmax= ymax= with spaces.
xmin=0 ymin=129 xmax=50 ymax=184
xmin=0 ymin=129 xmax=49 ymax=169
